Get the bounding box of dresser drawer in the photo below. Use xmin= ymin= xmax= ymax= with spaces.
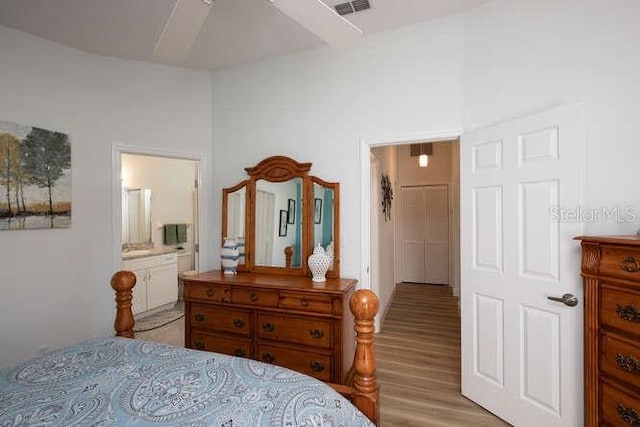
xmin=258 ymin=344 xmax=331 ymax=381
xmin=190 ymin=332 xmax=252 ymax=358
xmin=258 ymin=313 xmax=332 ymax=349
xmin=232 ymin=288 xmax=278 ymax=307
xmin=184 ymin=283 xmax=231 ymax=303
xmin=190 ymin=304 xmax=251 ymax=337
xmin=599 ymin=246 xmax=640 ymax=280
xmin=600 ymin=380 xmax=640 ymax=427
xmin=601 ymin=332 xmax=640 ymax=389
xmin=601 ymin=285 xmax=640 ymax=337
xmin=279 ymin=291 xmax=333 ymax=314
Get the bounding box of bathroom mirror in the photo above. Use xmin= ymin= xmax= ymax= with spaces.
xmin=221 ymin=156 xmax=340 ymax=277
xmin=122 ymin=188 xmax=152 ymax=244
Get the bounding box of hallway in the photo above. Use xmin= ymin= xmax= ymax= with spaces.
xmin=376 ymin=282 xmax=509 ymax=426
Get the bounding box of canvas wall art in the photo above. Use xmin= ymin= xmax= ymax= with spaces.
xmin=0 ymin=119 xmax=71 ymax=230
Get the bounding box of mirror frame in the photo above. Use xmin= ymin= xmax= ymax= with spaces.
xmin=221 ymin=156 xmax=340 ymax=278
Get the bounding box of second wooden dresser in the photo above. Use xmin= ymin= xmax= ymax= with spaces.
xmin=183 ymin=270 xmax=357 ymax=384
xmin=578 ymin=236 xmax=640 ymax=427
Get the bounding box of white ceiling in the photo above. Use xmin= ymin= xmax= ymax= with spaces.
xmin=0 ymin=0 xmax=486 ymax=71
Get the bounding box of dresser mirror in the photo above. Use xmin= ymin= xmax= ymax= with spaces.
xmin=122 ymin=188 xmax=152 ymax=244
xmin=222 ymin=182 xmax=248 ymax=267
xmin=221 ymin=156 xmax=340 ymax=277
xmin=255 ymin=178 xmax=303 ymax=269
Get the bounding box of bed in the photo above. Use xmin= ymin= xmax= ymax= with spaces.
xmin=0 ymin=271 xmax=379 ymax=426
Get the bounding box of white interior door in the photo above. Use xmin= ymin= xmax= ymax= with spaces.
xmin=461 ymin=104 xmax=584 ymax=427
xmin=400 ymin=185 xmax=449 ymax=284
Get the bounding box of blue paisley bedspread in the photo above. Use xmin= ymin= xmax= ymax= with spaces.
xmin=0 ymin=338 xmax=374 ymax=426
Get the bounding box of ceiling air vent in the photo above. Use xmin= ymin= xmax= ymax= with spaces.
xmin=334 ymin=0 xmax=371 ymax=16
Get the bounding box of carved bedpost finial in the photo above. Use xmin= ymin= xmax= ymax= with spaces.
xmin=111 ymin=270 xmax=136 ymax=338
xmin=350 ymin=289 xmax=380 ymax=424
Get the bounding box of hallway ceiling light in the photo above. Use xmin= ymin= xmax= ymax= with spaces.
xmin=410 ymin=143 xmax=433 ymax=168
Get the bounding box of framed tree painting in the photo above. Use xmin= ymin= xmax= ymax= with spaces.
xmin=279 ymin=210 xmax=288 ymax=237
xmin=0 ymin=119 xmax=71 ymax=230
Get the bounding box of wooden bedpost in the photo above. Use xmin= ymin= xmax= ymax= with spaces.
xmin=111 ymin=270 xmax=136 ymax=338
xmin=284 ymin=246 xmax=293 ymax=268
xmin=350 ymin=289 xmax=380 ymax=425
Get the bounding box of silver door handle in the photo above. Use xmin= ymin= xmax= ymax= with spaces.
xmin=547 ymin=293 xmax=579 ymax=307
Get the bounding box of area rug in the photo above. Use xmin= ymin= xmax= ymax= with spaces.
xmin=134 ymin=301 xmax=184 ymax=332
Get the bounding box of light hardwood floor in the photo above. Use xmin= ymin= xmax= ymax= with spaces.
xmin=135 ymin=283 xmax=509 ymax=426
xmin=377 ymin=282 xmax=509 ymax=426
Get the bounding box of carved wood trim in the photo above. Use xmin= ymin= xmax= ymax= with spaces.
xmin=583 ymin=276 xmax=599 ymax=427
xmin=245 ymin=156 xmax=312 ymax=182
xmin=581 ymin=242 xmax=600 ymax=275
xmin=111 ymin=270 xmax=136 ymax=338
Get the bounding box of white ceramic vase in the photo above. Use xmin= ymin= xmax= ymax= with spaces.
xmin=308 ymin=244 xmax=331 ymax=282
xmin=221 ymin=238 xmax=240 ymax=275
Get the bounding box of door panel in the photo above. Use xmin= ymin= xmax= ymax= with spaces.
xmin=461 ymin=104 xmax=584 ymax=427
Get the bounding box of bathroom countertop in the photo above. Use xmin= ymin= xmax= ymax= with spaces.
xmin=121 ymin=247 xmax=177 ymax=261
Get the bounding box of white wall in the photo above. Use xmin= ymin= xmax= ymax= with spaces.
xmin=210 ymin=14 xmax=465 ymax=282
xmin=0 ymin=26 xmax=212 ymax=366
xmin=464 ymin=0 xmax=640 ymax=234
xmin=370 ymin=146 xmax=398 ymax=326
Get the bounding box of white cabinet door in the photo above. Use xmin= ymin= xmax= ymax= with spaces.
xmin=147 ymin=262 xmax=178 ymax=309
xmin=130 ymin=268 xmax=147 ymax=315
xmin=461 ymin=104 xmax=584 ymax=427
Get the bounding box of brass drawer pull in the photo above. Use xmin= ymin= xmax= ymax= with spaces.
xmin=616 ymin=353 xmax=640 ymax=375
xmin=250 ymin=292 xmax=259 ymax=302
xmin=616 ymin=403 xmax=640 ymax=426
xmin=300 ymin=298 xmax=309 ymax=307
xmin=194 ymin=313 xmax=205 ymax=322
xmin=234 ymin=348 xmax=246 ymax=358
xmin=262 ymin=353 xmax=275 ymax=364
xmin=194 ymin=341 xmax=205 ymax=350
xmin=309 ymin=329 xmax=325 ymax=339
xmin=621 ymin=256 xmax=640 ymax=273
xmin=206 ymin=288 xmax=214 ymax=297
xmin=233 ymin=318 xmax=245 ymax=328
xmin=310 ymin=361 xmax=324 ymax=372
xmin=617 ymin=304 xmax=640 ymax=323
xmin=262 ymin=322 xmax=275 ymax=332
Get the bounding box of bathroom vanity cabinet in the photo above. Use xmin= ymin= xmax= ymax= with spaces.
xmin=122 ymin=252 xmax=178 ymax=314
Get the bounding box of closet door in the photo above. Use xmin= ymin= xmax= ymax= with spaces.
xmin=400 ymin=185 xmax=449 ymax=284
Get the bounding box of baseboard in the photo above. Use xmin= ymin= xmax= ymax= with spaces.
xmin=376 ymin=283 xmax=399 ymax=332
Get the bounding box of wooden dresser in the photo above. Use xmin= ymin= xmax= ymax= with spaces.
xmin=578 ymin=236 xmax=640 ymax=427
xmin=183 ymin=270 xmax=357 ymax=384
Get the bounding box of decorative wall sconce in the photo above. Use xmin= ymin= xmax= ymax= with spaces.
xmin=410 ymin=143 xmax=433 ymax=168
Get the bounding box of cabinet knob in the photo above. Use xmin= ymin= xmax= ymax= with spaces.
xmin=621 ymin=256 xmax=640 ymax=273
xmin=194 ymin=341 xmax=205 ymax=350
xmin=262 ymin=353 xmax=275 ymax=364
xmin=310 ymin=361 xmax=324 ymax=372
xmin=234 ymin=348 xmax=246 ymax=358
xmin=206 ymin=288 xmax=214 ymax=297
xmin=309 ymin=329 xmax=324 ymax=339
xmin=300 ymin=298 xmax=309 ymax=307
xmin=250 ymin=292 xmax=259 ymax=302
xmin=233 ymin=318 xmax=245 ymax=328
xmin=262 ymin=322 xmax=275 ymax=333
xmin=616 ymin=353 xmax=640 ymax=375
xmin=194 ymin=313 xmax=205 ymax=322
xmin=616 ymin=304 xmax=640 ymax=323
xmin=616 ymin=403 xmax=640 ymax=425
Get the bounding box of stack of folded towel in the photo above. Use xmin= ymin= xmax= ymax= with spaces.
xmin=164 ymin=224 xmax=188 ymax=245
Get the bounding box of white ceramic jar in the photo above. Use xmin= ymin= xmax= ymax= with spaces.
xmin=308 ymin=244 xmax=331 ymax=282
xmin=221 ymin=238 xmax=240 ymax=275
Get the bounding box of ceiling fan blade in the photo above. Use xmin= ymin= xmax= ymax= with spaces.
xmin=269 ymin=0 xmax=362 ymax=47
xmin=154 ymin=0 xmax=212 ymax=62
